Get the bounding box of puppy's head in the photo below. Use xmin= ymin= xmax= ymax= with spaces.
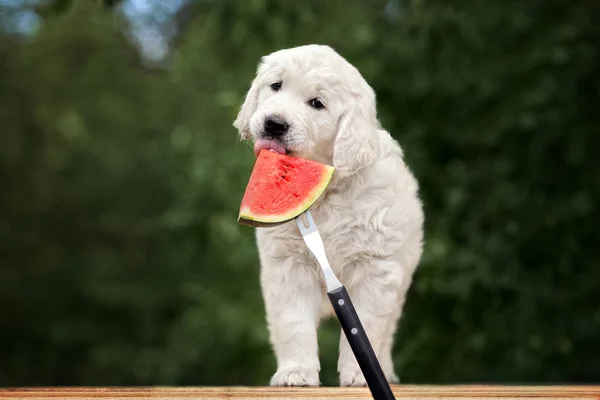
xmin=233 ymin=44 xmax=379 ymax=177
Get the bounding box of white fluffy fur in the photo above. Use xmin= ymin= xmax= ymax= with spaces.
xmin=233 ymin=45 xmax=424 ymax=387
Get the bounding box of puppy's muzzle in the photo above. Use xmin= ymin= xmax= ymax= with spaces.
xmin=264 ymin=116 xmax=289 ymax=138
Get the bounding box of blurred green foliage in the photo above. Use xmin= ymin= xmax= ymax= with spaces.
xmin=1 ymin=0 xmax=599 ymax=387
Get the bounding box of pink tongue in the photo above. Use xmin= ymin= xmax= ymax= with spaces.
xmin=254 ymin=139 xmax=287 ymax=157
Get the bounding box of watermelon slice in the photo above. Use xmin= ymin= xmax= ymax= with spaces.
xmin=238 ymin=150 xmax=335 ymax=227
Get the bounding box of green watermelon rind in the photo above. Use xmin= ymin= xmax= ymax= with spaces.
xmin=237 ymin=162 xmax=335 ymax=228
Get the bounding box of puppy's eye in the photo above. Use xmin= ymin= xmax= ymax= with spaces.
xmin=270 ymin=81 xmax=282 ymax=91
xmin=309 ymin=98 xmax=325 ymax=110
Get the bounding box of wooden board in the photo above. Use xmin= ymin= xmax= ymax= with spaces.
xmin=1 ymin=386 xmax=600 ymax=400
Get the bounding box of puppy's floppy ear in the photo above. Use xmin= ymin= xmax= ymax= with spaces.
xmin=332 ymin=85 xmax=379 ymax=177
xmin=233 ymin=58 xmax=267 ymax=139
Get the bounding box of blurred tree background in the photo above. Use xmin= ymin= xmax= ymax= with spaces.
xmin=1 ymin=0 xmax=599 ymax=387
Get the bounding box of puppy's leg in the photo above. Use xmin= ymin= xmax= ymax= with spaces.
xmin=337 ymin=262 xmax=402 ymax=387
xmin=261 ymin=257 xmax=322 ymax=387
xmin=378 ymin=306 xmax=402 ymax=384
xmin=380 ymin=280 xmax=414 ymax=383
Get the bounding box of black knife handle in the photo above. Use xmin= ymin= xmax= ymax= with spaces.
xmin=327 ymin=286 xmax=396 ymax=400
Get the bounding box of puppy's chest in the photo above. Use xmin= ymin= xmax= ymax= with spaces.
xmin=262 ymin=193 xmax=385 ymax=267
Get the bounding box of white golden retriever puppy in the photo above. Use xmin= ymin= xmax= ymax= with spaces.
xmin=233 ymin=44 xmax=424 ymax=387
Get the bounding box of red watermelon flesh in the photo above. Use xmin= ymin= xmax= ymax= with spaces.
xmin=238 ymin=150 xmax=335 ymax=227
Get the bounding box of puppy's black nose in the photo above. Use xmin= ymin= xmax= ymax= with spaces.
xmin=264 ymin=116 xmax=289 ymax=137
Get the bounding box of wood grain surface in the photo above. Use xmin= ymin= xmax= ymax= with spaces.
xmin=1 ymin=386 xmax=600 ymax=400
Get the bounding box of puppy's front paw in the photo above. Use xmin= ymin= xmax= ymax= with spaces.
xmin=387 ymin=372 xmax=400 ymax=384
xmin=270 ymin=366 xmax=320 ymax=387
xmin=339 ymin=367 xmax=367 ymax=387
